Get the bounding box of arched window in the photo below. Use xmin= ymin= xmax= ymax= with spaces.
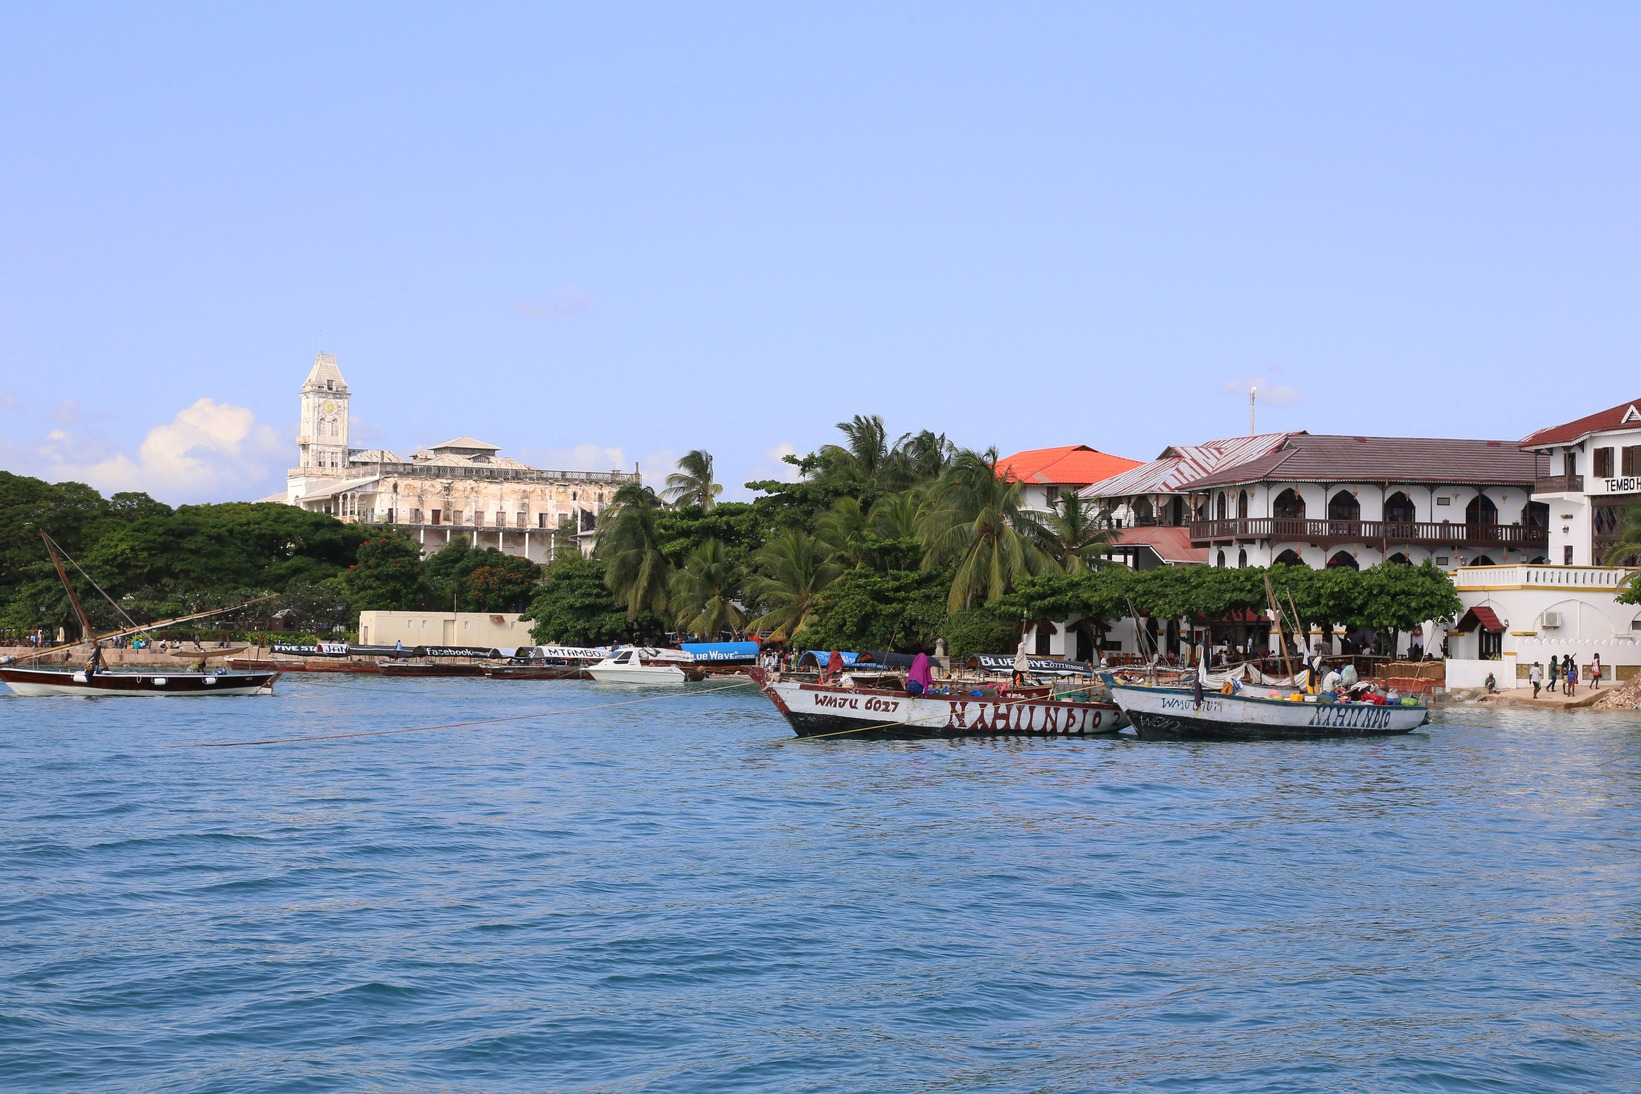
xmin=1523 ymin=501 xmax=1549 ymax=529
xmin=1327 ymin=551 xmax=1360 ymax=571
xmin=1387 ymin=552 xmax=1411 ymax=565
xmin=1217 ymin=549 xmax=1226 ymax=568
xmin=1384 ymin=491 xmax=1415 ymax=524
xmin=1237 ymin=490 xmax=1249 ymax=519
xmin=1216 ymin=493 xmax=1228 ymax=520
xmin=1274 ymin=549 xmax=1305 ymax=567
xmin=1472 ymin=554 xmax=1496 ymax=567
xmin=1237 ymin=548 xmax=1247 ymax=568
xmin=1273 ymin=489 xmax=1306 ymax=520
xmin=1466 ymin=494 xmax=1498 ymax=526
xmin=1327 ymin=490 xmax=1360 ymax=521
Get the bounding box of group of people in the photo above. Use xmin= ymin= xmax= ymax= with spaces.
xmin=1529 ymin=653 xmax=1601 ymax=698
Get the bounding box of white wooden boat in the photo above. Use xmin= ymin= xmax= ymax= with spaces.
xmin=748 ymin=668 xmax=1127 ymax=739
xmin=586 ymin=648 xmax=689 ymax=684
xmin=1104 ymin=674 xmax=1428 ymax=741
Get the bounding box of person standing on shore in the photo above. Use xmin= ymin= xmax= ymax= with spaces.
xmin=1564 ymin=654 xmax=1576 ymax=696
xmin=1530 ymin=660 xmax=1543 ymax=699
xmin=1547 ymin=656 xmax=1559 ymax=693
xmin=1591 ymin=652 xmax=1601 ymax=689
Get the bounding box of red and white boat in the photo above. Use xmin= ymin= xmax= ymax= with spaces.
xmin=747 ymin=667 xmax=1126 ymax=740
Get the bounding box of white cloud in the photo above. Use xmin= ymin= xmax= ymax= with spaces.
xmin=1222 ymin=375 xmax=1302 ymax=406
xmin=511 ymin=288 xmax=592 ymax=319
xmin=32 ymin=398 xmax=285 ymax=502
xmin=514 ymin=444 xmax=631 ymax=473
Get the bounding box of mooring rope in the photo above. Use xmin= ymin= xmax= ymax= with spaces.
xmin=171 ymin=679 xmax=758 ymax=749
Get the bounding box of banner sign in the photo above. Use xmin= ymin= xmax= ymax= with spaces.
xmin=680 ymin=641 xmax=761 ymax=662
xmin=968 ymin=654 xmax=1094 ymax=675
xmin=420 ymin=646 xmax=503 ymax=659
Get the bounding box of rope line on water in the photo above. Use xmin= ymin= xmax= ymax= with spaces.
xmin=170 ymin=679 xmax=758 ymax=749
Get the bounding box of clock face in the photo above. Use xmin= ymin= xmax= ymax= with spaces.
xmin=323 ymin=401 xmax=336 ymax=414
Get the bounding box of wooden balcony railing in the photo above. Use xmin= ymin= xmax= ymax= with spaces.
xmin=1188 ymin=518 xmax=1548 ymax=549
xmin=1534 ymin=474 xmax=1583 ymax=494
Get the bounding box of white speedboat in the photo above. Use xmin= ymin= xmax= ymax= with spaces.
xmin=586 ymin=648 xmax=690 ymax=684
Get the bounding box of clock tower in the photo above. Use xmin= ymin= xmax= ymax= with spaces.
xmin=297 ymin=351 xmax=351 ymax=473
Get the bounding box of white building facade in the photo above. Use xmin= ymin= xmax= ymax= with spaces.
xmin=284 ymin=353 xmax=640 ymax=562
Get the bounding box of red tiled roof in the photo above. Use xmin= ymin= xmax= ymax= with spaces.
xmin=1519 ymin=397 xmax=1641 ymax=449
xmin=1456 ymin=606 xmax=1505 ymax=632
xmin=1180 ymin=435 xmax=1545 ymax=489
xmin=997 ymin=445 xmax=1143 ymax=486
xmin=1112 ymin=526 xmax=1209 ymax=565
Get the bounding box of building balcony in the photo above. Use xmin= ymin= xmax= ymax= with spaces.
xmin=1188 ymin=518 xmax=1549 ymax=550
xmin=1533 ymin=474 xmax=1583 ymax=494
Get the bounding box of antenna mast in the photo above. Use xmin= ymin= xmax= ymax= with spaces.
xmin=1249 ymin=386 xmax=1256 ymax=436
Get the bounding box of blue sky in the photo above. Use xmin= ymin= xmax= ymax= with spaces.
xmin=3 ymin=3 xmax=1640 ymax=503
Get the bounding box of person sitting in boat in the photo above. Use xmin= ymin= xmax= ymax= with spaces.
xmin=1320 ymin=664 xmax=1342 ymax=696
xmin=906 ymin=652 xmax=933 ymax=697
xmin=84 ymin=645 xmax=103 ymax=676
xmin=823 ymin=650 xmax=844 ymax=683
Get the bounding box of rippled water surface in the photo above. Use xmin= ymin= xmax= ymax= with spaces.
xmin=4 ymin=676 xmax=1641 ymax=1092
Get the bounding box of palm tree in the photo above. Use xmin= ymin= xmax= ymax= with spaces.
xmin=919 ymin=448 xmax=1055 ymax=613
xmin=746 ymin=529 xmax=842 ymax=640
xmin=816 ymin=497 xmax=870 ymax=570
xmin=1045 ymin=491 xmax=1114 ymax=574
xmin=663 ymin=449 xmax=722 ymax=510
xmin=887 ymin=429 xmax=957 ymax=489
xmin=670 ymin=538 xmax=743 ymax=638
xmin=596 ymin=483 xmax=671 ymax=618
xmin=813 ymin=414 xmax=891 ymax=493
xmin=1605 ymin=502 xmax=1641 ymax=598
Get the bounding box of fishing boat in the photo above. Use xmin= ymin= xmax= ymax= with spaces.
xmin=0 ymin=533 xmax=280 ymax=698
xmin=0 ymin=662 xmax=279 ymax=697
xmin=746 ymin=667 xmax=1127 ymax=740
xmin=1102 ymin=672 xmax=1429 ymax=741
xmin=586 ymin=647 xmax=696 ymax=684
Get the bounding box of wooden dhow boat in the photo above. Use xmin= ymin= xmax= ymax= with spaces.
xmin=1102 ymin=672 xmax=1428 ymax=741
xmin=0 ymin=533 xmax=280 ymax=698
xmin=747 ymin=667 xmax=1127 ymax=740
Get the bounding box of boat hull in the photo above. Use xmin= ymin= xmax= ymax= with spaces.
xmin=748 ymin=668 xmax=1126 ymax=739
xmin=1110 ymin=684 xmax=1428 ymax=741
xmin=0 ymin=666 xmax=280 ymax=697
xmin=586 ymin=664 xmax=688 ymax=684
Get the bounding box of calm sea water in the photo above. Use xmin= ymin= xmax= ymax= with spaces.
xmin=3 ymin=676 xmax=1640 ymax=1093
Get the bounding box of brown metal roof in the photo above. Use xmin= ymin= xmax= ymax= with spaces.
xmin=1519 ymin=397 xmax=1641 ymax=450
xmin=1111 ymin=526 xmax=1208 ymax=565
xmin=1178 ymin=435 xmax=1546 ymax=490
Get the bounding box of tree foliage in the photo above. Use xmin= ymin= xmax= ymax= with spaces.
xmin=521 ymin=555 xmax=637 ymax=647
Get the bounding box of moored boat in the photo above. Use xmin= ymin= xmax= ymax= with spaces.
xmin=0 ymin=664 xmax=279 ymax=697
xmin=586 ymin=647 xmax=694 ymax=684
xmin=0 ymin=532 xmax=281 ymax=698
xmin=747 ymin=667 xmax=1127 ymax=739
xmin=1103 ymin=674 xmax=1428 ymax=741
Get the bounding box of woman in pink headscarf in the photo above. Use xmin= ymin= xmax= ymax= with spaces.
xmin=906 ymin=652 xmax=933 ymax=696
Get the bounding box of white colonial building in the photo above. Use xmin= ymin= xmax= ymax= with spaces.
xmin=1087 ymin=432 xmax=1548 ymax=572
xmin=283 ymin=353 xmax=639 ymax=561
xmin=1444 ymin=396 xmax=1641 ymax=688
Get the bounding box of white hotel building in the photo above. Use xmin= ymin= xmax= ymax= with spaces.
xmin=281 ymin=353 xmax=639 ymax=561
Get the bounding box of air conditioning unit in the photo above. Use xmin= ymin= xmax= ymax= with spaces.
xmin=1541 ymin=611 xmax=1562 ymax=629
